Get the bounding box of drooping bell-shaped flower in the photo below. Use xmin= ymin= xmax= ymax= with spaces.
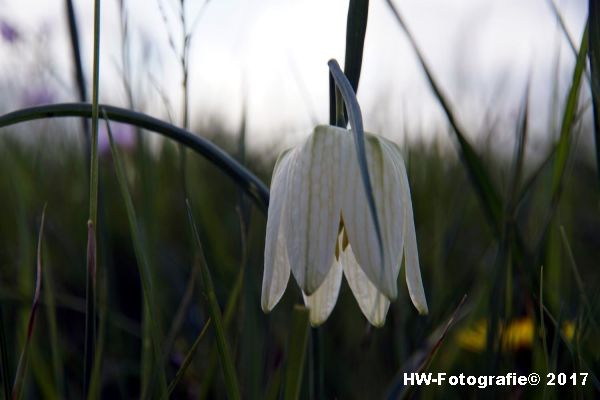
xmin=262 ymin=125 xmax=428 ymax=326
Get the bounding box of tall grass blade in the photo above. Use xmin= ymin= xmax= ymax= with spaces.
xmin=163 ymin=266 xmax=198 ymax=360
xmin=328 ymin=59 xmax=385 ymax=271
xmin=539 ymin=266 xmax=549 ymax=372
xmin=516 ymin=144 xmax=555 ymax=210
xmin=0 ymin=103 xmax=270 ymax=212
xmin=283 ymin=305 xmax=310 ymax=400
xmin=185 ymin=200 xmax=241 ymax=400
xmin=538 ymin=303 xmax=600 ymax=391
xmin=43 ymin=255 xmax=64 ymax=398
xmin=558 ymin=226 xmax=598 ymax=333
xmin=547 ymin=0 xmax=592 ymax=83
xmin=65 ymin=0 xmax=88 ymax=104
xmin=83 ymin=220 xmax=97 ymax=398
xmin=64 ymin=0 xmax=90 ymax=153
xmin=551 ymin=24 xmax=589 ymax=200
xmin=164 ymin=319 xmax=211 ymax=399
xmin=343 ymin=0 xmax=369 ymax=93
xmin=589 ymin=0 xmax=600 ymax=187
xmin=12 ymin=204 xmax=46 ymax=400
xmin=103 ymin=115 xmax=168 ymax=397
xmin=199 ymin=211 xmax=247 ymax=400
xmin=384 ymin=0 xmax=503 ymax=235
xmin=83 ymin=0 xmax=102 ymax=394
xmin=87 ymin=259 xmax=108 ymax=400
xmin=507 ymin=84 xmax=530 ymax=214
xmin=198 ymin=267 xmax=244 ymax=400
xmin=0 ymin=304 xmax=10 ymax=400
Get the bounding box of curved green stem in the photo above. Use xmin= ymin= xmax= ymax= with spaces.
xmin=0 ymin=103 xmax=270 ymax=212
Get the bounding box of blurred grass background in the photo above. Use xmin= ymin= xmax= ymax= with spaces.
xmin=0 ymin=0 xmax=599 ymax=398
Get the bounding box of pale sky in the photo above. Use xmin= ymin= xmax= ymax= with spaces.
xmin=0 ymin=0 xmax=590 ymax=153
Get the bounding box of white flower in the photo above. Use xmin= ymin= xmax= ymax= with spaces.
xmin=262 ymin=125 xmax=428 ymax=327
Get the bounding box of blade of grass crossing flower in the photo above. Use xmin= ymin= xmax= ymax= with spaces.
xmin=551 ymin=24 xmax=588 ymax=199
xmin=0 ymin=104 xmax=270 ymax=212
xmin=84 ymin=0 xmax=102 ymax=394
xmin=283 ymin=306 xmax=310 ymax=400
xmin=589 ymin=0 xmax=600 ymax=188
xmin=12 ymin=204 xmax=46 ymax=400
xmin=384 ymin=0 xmax=502 ymax=235
xmin=185 ymin=201 xmax=241 ymax=400
xmin=328 ymin=72 xmax=337 ymax=126
xmin=103 ymin=115 xmax=168 ymax=397
xmin=328 ymin=59 xmax=385 ymax=272
xmin=163 ymin=319 xmax=211 ymax=399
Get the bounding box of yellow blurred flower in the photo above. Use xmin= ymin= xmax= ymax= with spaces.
xmin=457 ymin=317 xmax=575 ymax=352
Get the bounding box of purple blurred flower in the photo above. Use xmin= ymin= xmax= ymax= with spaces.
xmin=98 ymin=122 xmax=136 ymax=155
xmin=21 ymin=87 xmax=55 ymax=107
xmin=0 ymin=20 xmax=19 ymax=43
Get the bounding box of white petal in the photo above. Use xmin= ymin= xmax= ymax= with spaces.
xmin=302 ymin=257 xmax=343 ymax=326
xmin=339 ymin=134 xmax=404 ymax=299
xmin=341 ymin=244 xmax=390 ymax=327
xmin=285 ymin=126 xmax=344 ymax=294
xmin=388 ymin=142 xmax=428 ymax=315
xmin=262 ymin=149 xmax=294 ymax=312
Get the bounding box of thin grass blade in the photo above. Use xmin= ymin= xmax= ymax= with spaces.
xmin=559 ymin=226 xmax=598 ymax=333
xmin=539 ymin=266 xmax=550 ymax=372
xmin=551 ymin=24 xmax=589 ymax=200
xmin=163 ymin=266 xmax=198 ymax=360
xmin=343 ymin=0 xmax=369 ymax=93
xmin=507 ymin=83 xmax=530 ymax=214
xmin=103 ymin=115 xmax=168 ymax=397
xmin=386 ymin=294 xmax=468 ymax=399
xmin=83 ymin=0 xmax=102 ymax=394
xmin=64 ymin=0 xmax=90 ymax=154
xmin=589 ymin=0 xmax=600 ymax=187
xmin=537 ymin=302 xmax=600 ymax=391
xmin=283 ymin=305 xmax=310 ymax=400
xmin=164 ymin=319 xmax=211 ymax=399
xmin=43 ymin=255 xmax=64 ymax=398
xmin=547 ymin=0 xmax=592 ymax=83
xmin=198 ymin=236 xmax=246 ymax=400
xmin=185 ymin=201 xmax=240 ymax=400
xmin=384 ymin=0 xmax=503 ymax=235
xmin=12 ymin=204 xmax=46 ymax=400
xmin=0 ymin=304 xmax=10 ymax=400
